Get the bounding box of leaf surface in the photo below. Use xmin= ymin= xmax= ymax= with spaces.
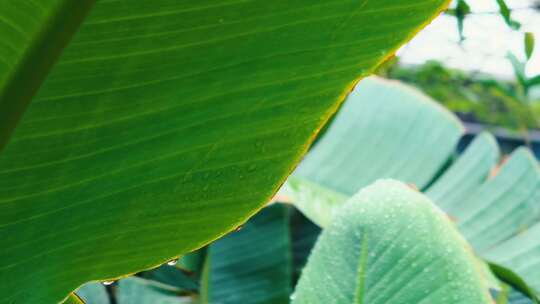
xmin=202 ymin=204 xmax=291 ymax=304
xmin=283 ymin=76 xmax=540 ymax=300
xmin=75 ymin=283 xmax=110 ymax=304
xmin=0 ymin=1 xmax=449 ymax=302
xmin=294 ymin=77 xmax=463 ymax=196
xmin=0 ymin=1 xmax=95 ymax=150
xmin=292 ymin=180 xmax=492 ymax=304
xmin=117 ymin=277 xmax=194 ymax=304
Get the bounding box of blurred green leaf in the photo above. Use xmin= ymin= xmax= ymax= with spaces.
xmin=292 ymin=180 xmax=493 ymax=304
xmin=425 ymin=133 xmax=499 ymax=212
xmin=488 ymin=263 xmax=539 ymax=304
xmin=283 ymin=77 xmax=463 ymax=227
xmin=138 ymin=265 xmax=199 ymax=293
xmin=284 ymin=176 xmax=347 ymax=227
xmin=525 ymin=32 xmax=535 ymax=61
xmin=456 ymin=0 xmax=471 ymax=41
xmin=496 ymin=0 xmax=521 ymax=29
xmin=201 ymin=204 xmax=292 ymax=304
xmin=177 ymin=251 xmax=206 ymax=275
xmin=75 ymin=283 xmax=110 ymax=304
xmin=385 ymin=61 xmax=539 ymax=129
xmin=117 ymin=277 xmax=194 ymax=304
xmin=289 ymin=208 xmax=321 ymax=284
xmin=292 ymin=77 xmax=463 ymax=196
xmin=529 ymin=75 xmax=540 ymax=87
xmin=508 ymin=53 xmax=527 ymax=88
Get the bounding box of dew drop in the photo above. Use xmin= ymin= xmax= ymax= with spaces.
xmin=102 ymin=281 xmax=115 ymax=286
xmin=167 ymin=259 xmax=179 ymax=266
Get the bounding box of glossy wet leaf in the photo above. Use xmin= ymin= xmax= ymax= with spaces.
xmin=0 ymin=1 xmax=450 ymax=303
xmin=292 ymin=180 xmax=492 ymax=304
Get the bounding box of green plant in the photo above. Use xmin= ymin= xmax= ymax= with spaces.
xmin=284 ymin=77 xmax=540 ymax=302
xmin=75 ymin=190 xmax=494 ymax=304
xmin=383 ymin=60 xmax=540 ymax=129
xmin=75 ymin=77 xmax=539 ymax=304
xmin=291 ymin=180 xmax=492 ymax=304
xmin=0 ymin=1 xmax=451 ymax=303
xmin=508 ymin=32 xmax=540 ymax=100
xmin=446 ymin=0 xmax=525 ymax=42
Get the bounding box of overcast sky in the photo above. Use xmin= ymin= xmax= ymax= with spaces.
xmin=398 ymin=0 xmax=540 ymax=79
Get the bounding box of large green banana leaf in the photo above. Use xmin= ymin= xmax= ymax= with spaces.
xmin=283 ymin=76 xmax=540 ymax=298
xmin=0 ymin=1 xmax=95 ymax=150
xmin=0 ymin=1 xmax=450 ymax=303
xmin=292 ymin=180 xmax=492 ymax=303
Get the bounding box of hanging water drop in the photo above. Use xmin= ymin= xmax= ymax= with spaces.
xmin=102 ymin=281 xmax=115 ymax=286
xmin=167 ymin=259 xmax=179 ymax=266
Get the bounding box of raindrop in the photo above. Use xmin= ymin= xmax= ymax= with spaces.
xmin=102 ymin=281 xmax=115 ymax=286
xmin=167 ymin=259 xmax=178 ymax=266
